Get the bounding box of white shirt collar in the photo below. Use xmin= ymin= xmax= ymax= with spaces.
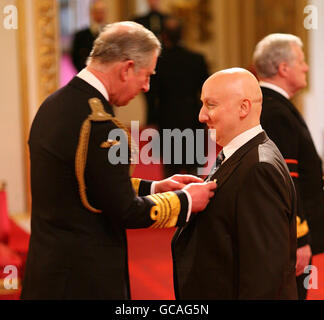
xmin=77 ymin=68 xmax=109 ymax=101
xmin=259 ymin=81 xmax=290 ymax=99
xmin=222 ymin=125 xmax=264 ymax=161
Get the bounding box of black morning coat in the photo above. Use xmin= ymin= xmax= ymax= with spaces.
xmin=260 ymin=87 xmax=324 ymax=254
xmin=71 ymin=28 xmax=96 ymax=72
xmin=21 ymin=77 xmax=189 ymax=299
xmin=172 ymin=132 xmax=298 ymax=299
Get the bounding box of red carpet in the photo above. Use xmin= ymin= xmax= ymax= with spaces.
xmin=127 ymin=228 xmax=176 ymax=300
xmin=306 ymin=253 xmax=324 ymax=300
xmin=127 ymin=139 xmax=176 ymax=299
xmin=0 ymin=219 xmax=30 ymax=300
xmin=2 ymin=218 xmax=324 ymax=300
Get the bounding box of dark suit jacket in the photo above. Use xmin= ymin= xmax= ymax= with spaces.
xmin=21 ymin=77 xmax=189 ymax=299
xmin=172 ymin=132 xmax=298 ymax=299
xmin=149 ymin=46 xmax=209 ymax=173
xmin=151 ymin=45 xmax=209 ymax=131
xmin=260 ymin=87 xmax=324 ymax=254
xmin=71 ymin=28 xmax=97 ymax=72
xmin=132 ymin=10 xmax=169 ymax=125
xmin=133 ymin=10 xmax=168 ymax=39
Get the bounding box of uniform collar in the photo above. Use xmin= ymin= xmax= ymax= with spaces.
xmin=77 ymin=68 xmax=109 ymax=102
xmin=259 ymin=81 xmax=290 ymax=99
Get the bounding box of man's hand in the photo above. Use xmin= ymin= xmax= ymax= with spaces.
xmin=183 ymin=181 xmax=217 ymax=212
xmin=154 ymin=174 xmax=204 ymax=193
xmin=296 ymin=244 xmax=312 ymax=276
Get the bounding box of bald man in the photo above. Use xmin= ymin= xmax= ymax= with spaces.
xmin=172 ymin=68 xmax=298 ymax=299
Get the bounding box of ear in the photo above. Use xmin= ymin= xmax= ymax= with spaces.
xmin=239 ymin=99 xmax=251 ymax=118
xmin=120 ymin=60 xmax=135 ymax=82
xmin=277 ymin=61 xmax=290 ymax=78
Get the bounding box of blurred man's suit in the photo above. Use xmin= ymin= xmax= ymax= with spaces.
xmin=151 ymin=45 xmax=209 ymax=176
xmin=71 ymin=28 xmax=97 ymax=72
xmin=260 ymin=86 xmax=324 ymax=298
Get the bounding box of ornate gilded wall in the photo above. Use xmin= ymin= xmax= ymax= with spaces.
xmin=34 ymin=0 xmax=60 ymax=104
xmin=16 ymin=0 xmax=60 ymax=212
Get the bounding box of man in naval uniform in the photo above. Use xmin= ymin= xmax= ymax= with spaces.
xmin=21 ymin=21 xmax=216 ymax=300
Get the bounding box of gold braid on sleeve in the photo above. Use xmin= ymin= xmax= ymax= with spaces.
xmin=146 ymin=192 xmax=181 ymax=228
xmin=75 ymin=98 xmax=138 ymax=213
xmin=131 ymin=178 xmax=142 ymax=196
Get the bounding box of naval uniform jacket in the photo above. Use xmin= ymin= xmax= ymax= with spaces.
xmin=260 ymin=87 xmax=324 ymax=254
xmin=172 ymin=132 xmax=298 ymax=299
xmin=21 ymin=77 xmax=189 ymax=299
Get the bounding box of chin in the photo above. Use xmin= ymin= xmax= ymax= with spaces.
xmin=116 ymin=100 xmax=130 ymax=107
xmin=209 ymin=129 xmax=217 ymax=142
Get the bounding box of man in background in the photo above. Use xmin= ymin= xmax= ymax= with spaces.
xmin=71 ymin=0 xmax=108 ymax=72
xmin=133 ymin=0 xmax=168 ymax=41
xmin=150 ymin=16 xmax=209 ymax=177
xmin=133 ymin=0 xmax=169 ymax=125
xmin=253 ymin=33 xmax=324 ymax=299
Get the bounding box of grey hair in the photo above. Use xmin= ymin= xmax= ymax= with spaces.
xmin=87 ymin=21 xmax=161 ymax=70
xmin=253 ymin=33 xmax=303 ymax=78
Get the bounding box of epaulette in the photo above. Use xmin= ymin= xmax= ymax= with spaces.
xmin=75 ymin=98 xmax=138 ymax=213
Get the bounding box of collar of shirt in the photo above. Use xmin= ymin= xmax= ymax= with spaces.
xmin=77 ymin=68 xmax=109 ymax=102
xmin=259 ymin=81 xmax=290 ymax=99
xmin=222 ymin=125 xmax=264 ymax=162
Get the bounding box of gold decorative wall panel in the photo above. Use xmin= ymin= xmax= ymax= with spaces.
xmin=34 ymin=0 xmax=60 ymax=105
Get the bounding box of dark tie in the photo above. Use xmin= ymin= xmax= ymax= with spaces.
xmin=205 ymin=150 xmax=225 ymax=182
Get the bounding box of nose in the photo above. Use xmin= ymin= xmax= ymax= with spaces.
xmin=304 ymin=62 xmax=309 ymax=72
xmin=199 ymin=105 xmax=209 ymax=123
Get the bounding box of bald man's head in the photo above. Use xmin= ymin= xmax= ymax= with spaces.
xmin=199 ymin=68 xmax=263 ymax=146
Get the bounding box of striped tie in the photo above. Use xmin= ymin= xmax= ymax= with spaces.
xmin=206 ymin=150 xmax=225 ymax=182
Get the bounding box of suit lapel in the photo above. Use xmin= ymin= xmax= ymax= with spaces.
xmin=175 ymin=132 xmax=269 ymax=238
xmin=210 ymin=132 xmax=268 ymax=189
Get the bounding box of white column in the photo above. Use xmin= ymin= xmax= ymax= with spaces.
xmin=0 ymin=0 xmax=26 ymax=214
xmin=304 ymin=0 xmax=324 ymax=159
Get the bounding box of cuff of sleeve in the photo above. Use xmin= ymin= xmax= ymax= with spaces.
xmin=182 ymin=189 xmax=192 ymax=222
xmin=146 ymin=190 xmax=188 ymax=228
xmin=151 ymin=181 xmax=156 ymax=195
